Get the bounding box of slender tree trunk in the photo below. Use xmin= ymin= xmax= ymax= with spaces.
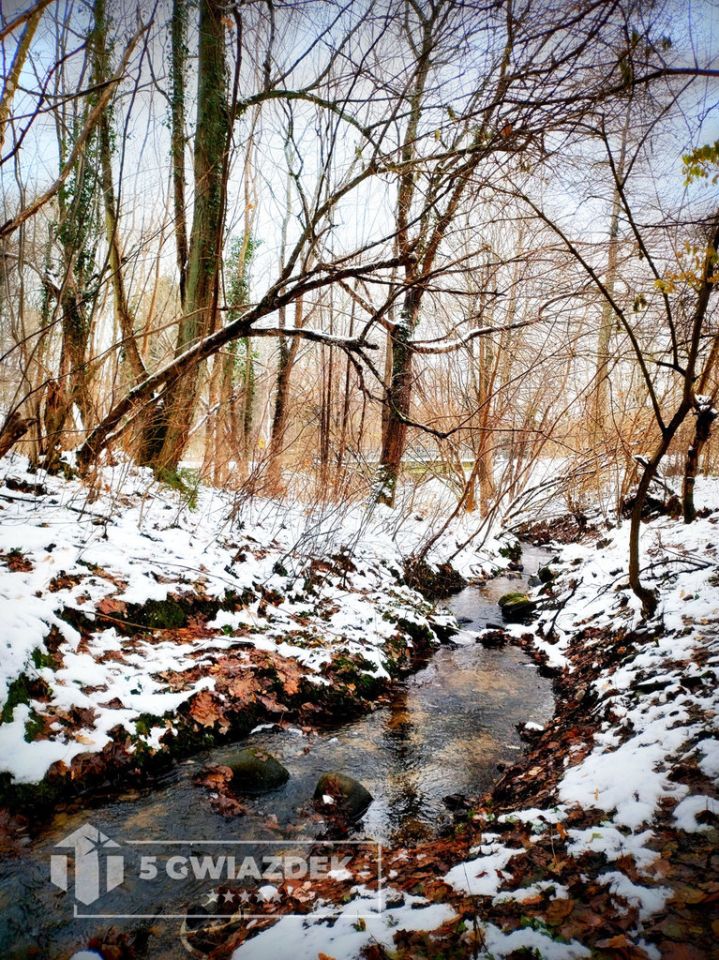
xmin=335 ymin=296 xmax=355 ymax=488
xmin=170 ymin=0 xmax=188 ymax=309
xmin=377 ymin=288 xmax=419 ymax=504
xmin=629 ymin=434 xmax=675 ymax=618
xmin=94 ymin=0 xmax=145 ymax=385
xmin=592 ymin=112 xmax=629 ymax=442
xmin=682 ymin=328 xmax=719 ymax=522
xmin=266 ymin=297 xmax=303 ymax=490
xmin=0 ymin=1 xmax=51 ymax=154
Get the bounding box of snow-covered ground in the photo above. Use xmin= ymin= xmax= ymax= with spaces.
xmin=437 ymin=482 xmax=719 ymax=957
xmin=231 ymin=480 xmax=719 ymax=959
xmin=0 ymin=454 xmax=509 ymax=787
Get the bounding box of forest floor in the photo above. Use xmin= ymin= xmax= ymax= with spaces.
xmin=223 ymin=489 xmax=719 ymax=960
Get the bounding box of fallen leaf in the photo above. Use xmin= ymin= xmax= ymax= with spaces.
xmin=189 ymin=691 xmax=227 ymax=730
xmin=546 ymin=897 xmax=575 ymax=925
xmin=97 ymin=597 xmax=128 ymax=616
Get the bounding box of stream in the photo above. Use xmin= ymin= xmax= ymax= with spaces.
xmin=0 ymin=546 xmax=554 ymax=959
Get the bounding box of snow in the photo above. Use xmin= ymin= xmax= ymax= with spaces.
xmin=478 ymin=922 xmax=591 ymax=959
xmin=673 ymin=794 xmax=719 ymax=832
xmin=696 ymin=738 xmax=719 ymax=777
xmin=493 ymin=880 xmax=569 ymax=904
xmin=598 ymin=871 xmax=671 ymax=921
xmin=444 ymin=840 xmax=520 ymax=897
xmin=232 ymin=887 xmax=455 ymax=959
xmin=566 ymin=825 xmax=659 ymax=871
xmin=559 ymin=733 xmax=688 ymax=830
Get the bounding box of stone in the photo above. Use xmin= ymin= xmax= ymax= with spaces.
xmin=537 ymin=564 xmax=555 ymax=584
xmin=497 ymin=591 xmax=536 ymax=621
xmin=229 ymin=748 xmax=289 ymax=793
xmin=313 ymin=771 xmax=373 ymax=820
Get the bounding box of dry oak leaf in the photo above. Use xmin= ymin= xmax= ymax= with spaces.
xmin=275 ymin=659 xmax=304 ymax=697
xmin=195 ymin=764 xmax=234 ymax=788
xmin=189 ymin=691 xmax=228 ymax=730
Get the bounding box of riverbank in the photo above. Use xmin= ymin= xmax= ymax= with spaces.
xmin=229 ymin=491 xmax=719 ymax=960
xmin=0 ymin=454 xmax=513 ymax=814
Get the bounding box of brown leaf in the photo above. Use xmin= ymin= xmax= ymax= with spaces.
xmin=188 ymin=691 xmax=227 ymax=730
xmin=595 ymin=934 xmax=651 ymax=959
xmin=275 ymin=658 xmax=304 ymax=697
xmin=195 ymin=764 xmax=234 ymax=788
xmin=226 ymin=674 xmax=260 ymax=701
xmin=657 ymin=944 xmax=708 ymax=960
xmin=545 ymin=897 xmax=575 ymax=926
xmin=670 ymin=884 xmax=708 ymax=906
xmin=97 ymin=597 xmax=128 ymax=616
xmin=257 ymin=693 xmax=284 ymax=713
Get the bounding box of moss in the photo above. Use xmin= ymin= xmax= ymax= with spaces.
xmin=229 ymin=748 xmax=289 ymax=793
xmin=0 ymin=770 xmax=64 ymax=816
xmin=1 ymin=674 xmax=33 ymax=723
xmin=31 ymin=647 xmax=55 ymax=670
xmin=24 ymin=709 xmax=45 ymax=742
xmin=498 ymin=592 xmax=536 ymax=621
xmin=134 ymin=712 xmax=164 ymax=737
xmin=156 ymin=466 xmax=200 ymax=510
xmin=134 ymin=598 xmax=186 ymax=629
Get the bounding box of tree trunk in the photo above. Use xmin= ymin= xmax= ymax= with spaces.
xmin=0 ymin=1 xmax=50 ymax=154
xmin=592 ymin=112 xmax=629 ymax=442
xmin=682 ymin=400 xmax=717 ymax=523
xmin=266 ymin=298 xmax=303 ymax=491
xmin=377 ymin=290 xmax=419 ymax=505
xmin=94 ymin=0 xmax=145 ymax=385
xmin=152 ymin=0 xmax=228 ymax=474
xmin=0 ymin=411 xmax=36 ymax=459
xmin=170 ymin=0 xmax=189 ymax=309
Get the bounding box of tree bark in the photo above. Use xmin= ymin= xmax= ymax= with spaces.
xmin=152 ymin=0 xmax=228 ymax=473
xmin=94 ymin=0 xmax=145 ymax=385
xmin=682 ymin=400 xmax=717 ymax=523
xmin=170 ymin=0 xmax=188 ymax=309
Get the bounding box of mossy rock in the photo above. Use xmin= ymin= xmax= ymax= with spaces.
xmin=314 ymin=771 xmax=373 ymax=820
xmin=229 ymin=748 xmax=289 ymax=793
xmin=134 ymin=598 xmax=186 ymax=629
xmin=498 ymin=592 xmax=536 ymax=621
xmin=537 ymin=565 xmax=555 ymax=584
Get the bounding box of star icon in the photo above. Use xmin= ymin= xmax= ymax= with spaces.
xmin=239 ymin=890 xmax=251 ymax=903
xmin=205 ymin=890 xmax=219 ymax=904
xmin=223 ymin=890 xmax=235 ymax=903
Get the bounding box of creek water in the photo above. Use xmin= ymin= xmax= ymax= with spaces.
xmin=0 ymin=546 xmax=554 ymax=959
